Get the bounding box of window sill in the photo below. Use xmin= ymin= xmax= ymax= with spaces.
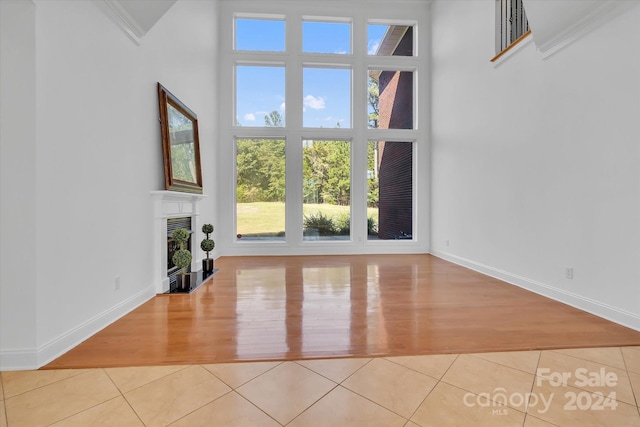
xmin=490 ymin=30 xmax=532 ymax=65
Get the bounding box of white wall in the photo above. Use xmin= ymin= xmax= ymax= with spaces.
xmin=0 ymin=0 xmax=38 ymax=368
xmin=0 ymin=0 xmax=219 ymax=369
xmin=430 ymin=1 xmax=640 ymax=328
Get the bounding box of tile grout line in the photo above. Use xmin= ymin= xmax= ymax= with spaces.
xmin=101 ymin=367 xmax=147 ymax=427
xmin=386 ymin=355 xmax=461 ymax=424
xmin=297 ymin=358 xmax=413 ymax=423
xmin=521 ymin=348 xmax=550 ymax=427
xmin=404 ymin=378 xmax=440 ymax=425
xmin=286 ymin=359 xmax=384 ymax=425
xmin=200 ymin=363 xmax=285 ymax=427
xmin=202 ymin=360 xmax=285 ymax=390
xmin=50 ymin=395 xmax=127 ymax=427
xmin=619 ymin=347 xmax=640 ymax=414
xmin=445 ymin=353 xmax=534 ymax=411
xmin=164 ymin=389 xmax=237 ymax=427
xmin=9 ymin=368 xmax=134 ymax=427
xmin=539 ymin=348 xmax=638 ymax=407
xmin=467 ymin=350 xmax=541 ymax=376
xmin=387 ymin=353 xmax=460 ymax=425
xmin=293 ymin=357 xmax=373 ymax=384
xmin=383 ymin=356 xmax=453 ymax=383
xmin=232 ymin=389 xmax=285 ymax=427
xmin=333 ymin=383 xmax=411 ymax=424
xmin=283 ymin=382 xmax=342 ymax=426
xmin=620 ymin=347 xmax=636 ymax=403
xmin=227 ymin=361 xmax=337 ymax=427
xmin=438 ymin=378 xmax=533 ymax=422
xmin=105 ymin=364 xmax=193 ymax=395
xmin=1 ymin=373 xmax=6 ymax=427
xmin=0 ymin=369 xmax=87 ymax=400
xmin=150 ymin=364 xmax=278 ymax=427
xmin=549 ymin=347 xmax=628 ymax=370
xmin=290 ymin=360 xmax=353 ymax=423
xmin=160 ymin=366 xmax=240 ymax=426
xmin=532 ymin=348 xmax=640 ymax=424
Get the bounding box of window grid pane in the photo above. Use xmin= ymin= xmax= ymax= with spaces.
xmin=368 ymin=141 xmax=413 ymax=240
xmin=369 ymin=70 xmax=413 ymax=130
xmin=303 ymin=21 xmax=351 ymax=54
xmin=303 ymin=139 xmax=351 ymax=241
xmin=236 ymin=66 xmax=286 ymax=127
xmin=303 ymin=68 xmax=351 ymax=128
xmin=235 ymin=18 xmax=285 ymax=52
xmin=236 ymin=138 xmax=286 ymax=241
xmin=368 ymin=24 xmax=414 ymax=56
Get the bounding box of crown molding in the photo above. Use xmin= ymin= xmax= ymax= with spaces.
xmin=97 ymin=0 xmax=145 ymax=45
xmin=528 ymin=0 xmax=637 ymax=58
xmin=93 ymin=0 xmax=176 ymax=46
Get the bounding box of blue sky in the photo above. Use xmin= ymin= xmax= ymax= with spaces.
xmin=235 ymin=19 xmax=387 ymax=128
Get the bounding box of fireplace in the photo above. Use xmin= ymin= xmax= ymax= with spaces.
xmin=167 ymin=217 xmax=192 ymax=291
xmin=151 ymin=191 xmax=206 ymax=294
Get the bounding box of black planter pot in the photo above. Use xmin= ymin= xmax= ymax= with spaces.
xmin=202 ymin=258 xmax=214 ymax=274
xmin=176 ymin=272 xmax=196 ymax=291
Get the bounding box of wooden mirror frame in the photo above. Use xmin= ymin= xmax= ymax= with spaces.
xmin=157 ymin=83 xmax=203 ymax=194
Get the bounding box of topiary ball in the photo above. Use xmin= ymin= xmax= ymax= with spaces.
xmin=172 ymin=228 xmax=190 ymax=243
xmin=200 ymin=238 xmax=215 ymax=252
xmin=172 ymin=249 xmax=192 ymax=269
xmin=202 ymin=224 xmax=214 ymax=234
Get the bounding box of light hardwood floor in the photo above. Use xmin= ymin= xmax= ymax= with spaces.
xmin=45 ymin=254 xmax=640 ymax=369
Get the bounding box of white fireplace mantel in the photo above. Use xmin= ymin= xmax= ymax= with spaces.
xmin=151 ymin=190 xmax=207 ymax=293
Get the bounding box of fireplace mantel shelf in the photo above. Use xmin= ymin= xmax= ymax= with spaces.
xmin=151 ymin=190 xmax=207 ymax=198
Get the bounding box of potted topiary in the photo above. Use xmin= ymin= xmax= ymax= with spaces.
xmin=172 ymin=228 xmax=194 ymax=290
xmin=201 ymin=224 xmax=215 ymax=274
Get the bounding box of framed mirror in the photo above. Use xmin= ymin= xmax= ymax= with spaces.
xmin=157 ymin=83 xmax=203 ymax=194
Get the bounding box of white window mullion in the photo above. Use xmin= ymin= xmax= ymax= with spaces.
xmin=351 ymin=12 xmax=367 ymax=245
xmin=285 ymin=12 xmax=303 ymax=245
xmin=219 ymin=5 xmax=236 ymax=250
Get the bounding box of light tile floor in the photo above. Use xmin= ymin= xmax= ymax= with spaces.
xmin=3 ymin=346 xmax=640 ymax=426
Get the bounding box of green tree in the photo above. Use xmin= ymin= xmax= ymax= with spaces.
xmin=303 ymin=140 xmax=350 ymax=206
xmin=367 ymin=141 xmax=379 ymax=207
xmin=236 ymin=138 xmax=285 ymax=202
xmin=368 ymin=77 xmax=379 ymax=129
xmin=237 ymin=111 xmax=351 ymax=208
xmin=265 ymin=110 xmax=284 ymax=127
xmin=325 ymin=141 xmax=350 ymax=205
xmin=236 ymin=111 xmax=287 ymax=202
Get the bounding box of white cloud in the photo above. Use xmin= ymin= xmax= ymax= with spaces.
xmin=243 ymin=113 xmax=256 ymax=121
xmin=368 ymin=40 xmax=380 ymax=55
xmin=304 ymin=95 xmax=326 ymax=110
xmin=280 ymin=102 xmax=286 ymax=112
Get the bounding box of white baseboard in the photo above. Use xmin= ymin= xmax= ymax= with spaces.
xmin=0 ymin=286 xmax=155 ymax=371
xmin=431 ymin=250 xmax=640 ymax=332
xmin=0 ymin=348 xmax=39 ymax=372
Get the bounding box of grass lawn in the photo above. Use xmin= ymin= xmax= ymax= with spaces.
xmin=237 ymin=202 xmax=378 ymax=235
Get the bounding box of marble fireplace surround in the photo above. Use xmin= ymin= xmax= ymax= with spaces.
xmin=151 ymin=191 xmax=206 ymax=294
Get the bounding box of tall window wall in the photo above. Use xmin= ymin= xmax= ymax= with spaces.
xmin=220 ymin=1 xmax=429 ymax=255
